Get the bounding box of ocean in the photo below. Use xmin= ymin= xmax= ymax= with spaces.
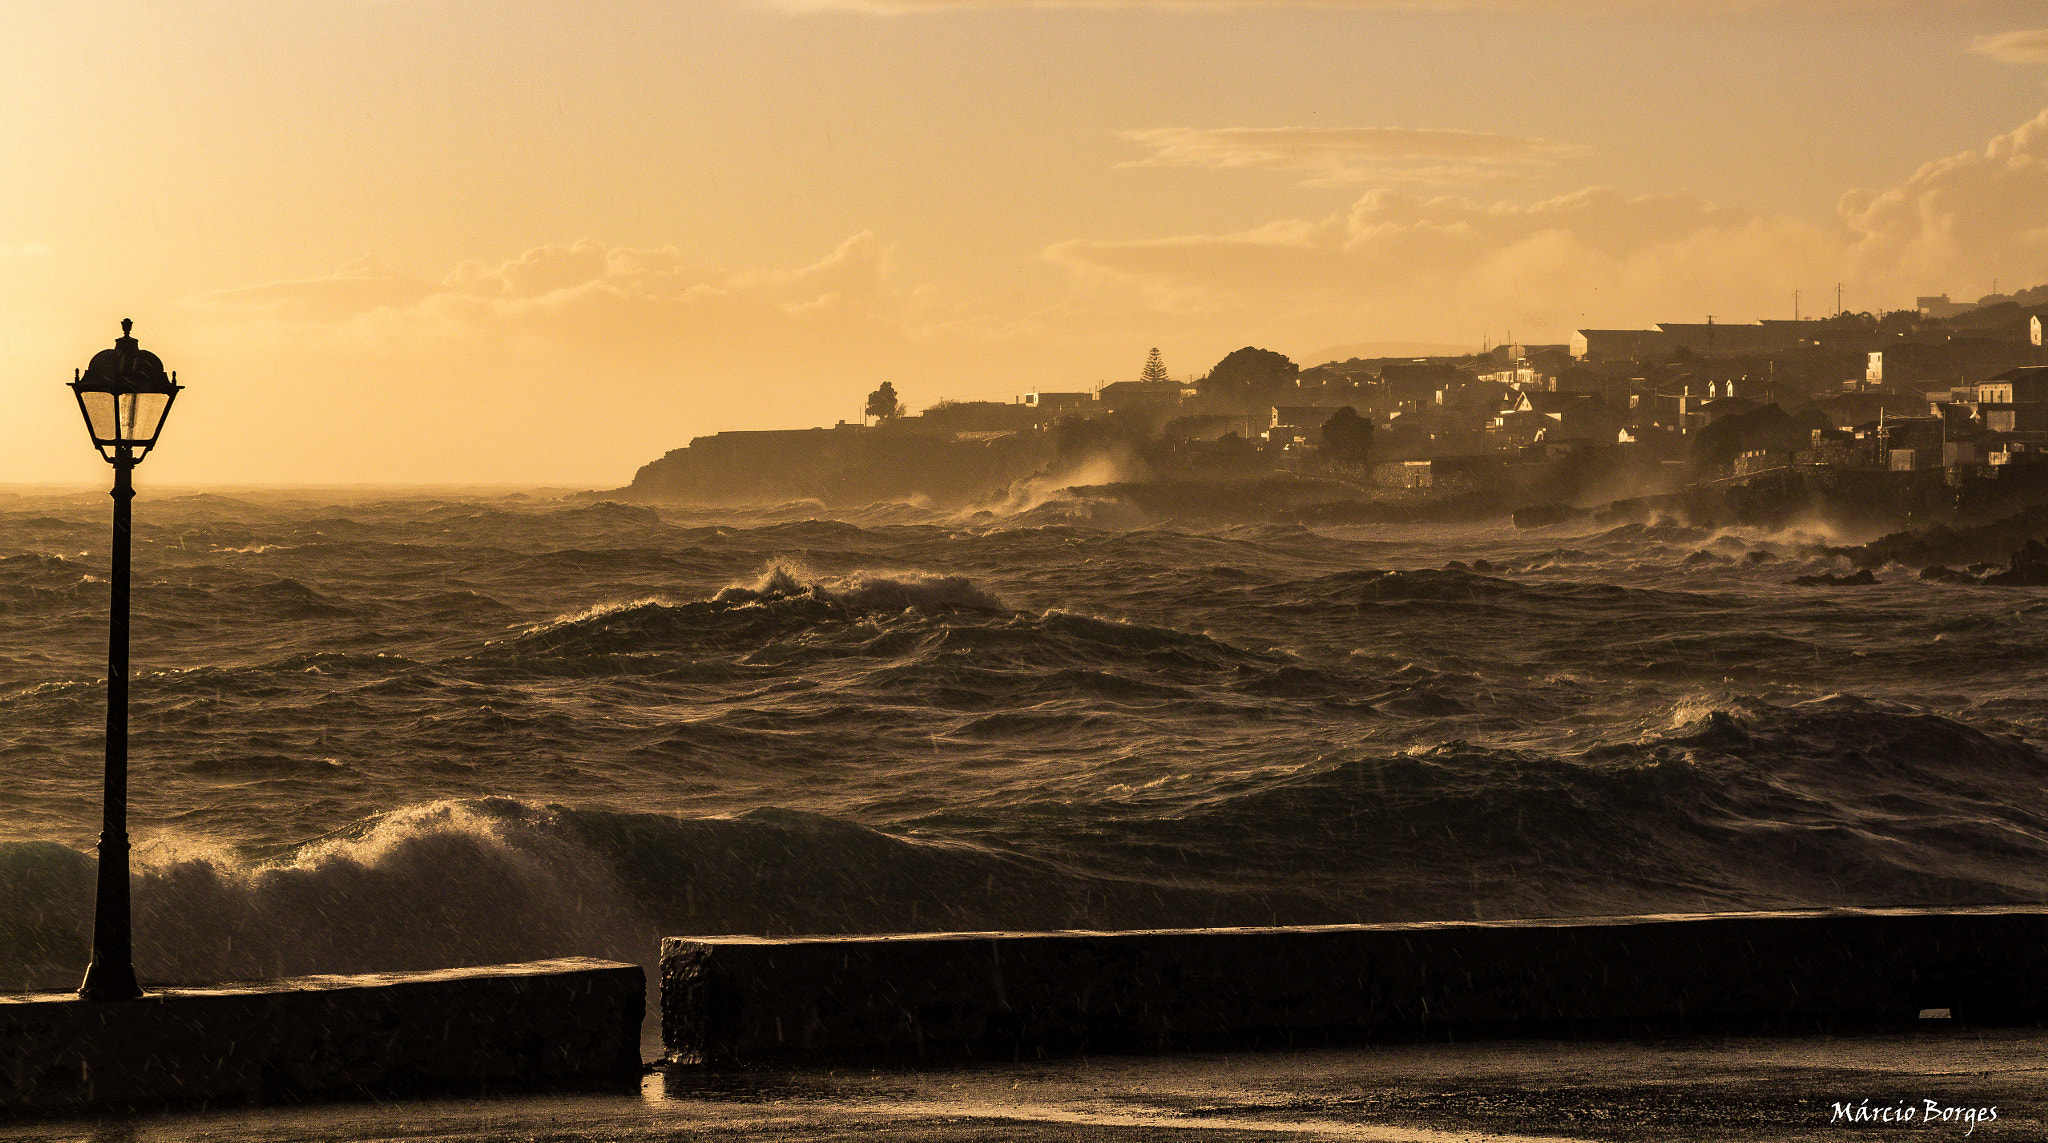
xmin=3 ymin=485 xmax=2046 ymax=1000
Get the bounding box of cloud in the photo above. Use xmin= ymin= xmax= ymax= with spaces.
xmin=1049 ymin=107 xmax=2048 ymax=345
xmin=195 ymin=256 xmax=435 ymax=322
xmin=1048 ymin=186 xmax=1821 ymax=337
xmin=1974 ymin=28 xmax=2048 ymax=64
xmin=195 ymin=236 xmax=913 ymax=341
xmin=1840 ymin=107 xmax=2048 ymax=287
xmin=1121 ymin=126 xmax=1584 ymax=186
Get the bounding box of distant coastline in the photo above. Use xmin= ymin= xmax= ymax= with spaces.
xmin=595 ymin=291 xmax=2048 ymax=543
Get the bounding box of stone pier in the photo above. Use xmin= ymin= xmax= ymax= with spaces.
xmin=0 ymin=958 xmax=644 ymax=1111
xmin=662 ymin=907 xmax=2048 ymax=1063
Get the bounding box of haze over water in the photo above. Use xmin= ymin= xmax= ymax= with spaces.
xmin=3 ymin=487 xmax=2045 ymax=992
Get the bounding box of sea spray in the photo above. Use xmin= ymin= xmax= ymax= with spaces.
xmin=712 ymin=562 xmax=1005 ymax=612
xmin=128 ymin=801 xmax=645 ymax=983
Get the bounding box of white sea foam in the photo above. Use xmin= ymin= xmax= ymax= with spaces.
xmin=125 ymin=801 xmax=644 ymax=984
xmin=718 ymin=561 xmax=1004 ymax=611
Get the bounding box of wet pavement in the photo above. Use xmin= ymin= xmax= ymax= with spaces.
xmin=3 ymin=1027 xmax=2045 ymax=1141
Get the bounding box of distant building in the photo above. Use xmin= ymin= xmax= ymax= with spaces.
xmin=1095 ymin=380 xmax=1182 ymax=412
xmin=1669 ymin=374 xmax=1741 ymax=431
xmin=1571 ymin=329 xmax=1670 ymax=361
xmin=1974 ymin=366 xmax=2048 ymax=434
xmin=913 ymin=400 xmax=1039 ymax=434
xmin=1798 ymin=427 xmax=1867 ymax=469
xmin=1757 ymin=319 xmax=1830 ymax=345
xmin=1552 ymin=363 xmax=1640 ymax=411
xmin=1697 ymin=396 xmax=1761 ymax=426
xmin=1919 ymin=294 xmax=1978 ymax=319
xmin=1161 ymin=413 xmax=1248 ymax=444
xmin=1378 ymin=362 xmax=1466 ymax=400
xmin=1024 ymin=391 xmax=1094 ymax=413
xmin=1990 ymin=442 xmax=2048 ymax=467
xmin=1476 ymin=362 xmax=1549 ymax=391
xmin=1484 ymin=342 xmax=1569 ymax=366
xmin=1811 ymin=392 xmax=1925 ymax=430
xmin=1876 ymin=416 xmax=1944 ymax=457
xmin=1976 ymin=366 xmax=2048 ymax=405
xmin=1656 ymin=322 xmax=1804 ymax=357
xmin=1493 ymin=390 xmax=1622 ymax=443
xmin=1267 ymin=405 xmax=1354 ymax=447
xmin=1270 ymin=405 xmax=1346 ymax=430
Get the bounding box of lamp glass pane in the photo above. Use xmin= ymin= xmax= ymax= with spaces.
xmin=117 ymin=392 xmax=171 ymax=443
xmin=80 ymin=391 xmax=119 ymax=442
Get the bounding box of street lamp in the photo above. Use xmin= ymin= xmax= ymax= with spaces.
xmin=70 ymin=318 xmax=181 ymax=1001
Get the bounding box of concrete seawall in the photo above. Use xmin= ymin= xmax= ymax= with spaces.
xmin=662 ymin=907 xmax=2048 ymax=1063
xmin=0 ymin=958 xmax=643 ymax=1111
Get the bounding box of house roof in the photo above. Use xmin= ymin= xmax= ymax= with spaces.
xmin=1522 ymin=391 xmax=1589 ymax=414
xmin=1984 ymin=365 xmax=2048 ymax=384
xmin=1271 ymin=404 xmax=1352 ymax=423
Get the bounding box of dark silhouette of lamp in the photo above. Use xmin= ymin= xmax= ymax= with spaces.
xmin=69 ymin=318 xmax=181 ymax=1001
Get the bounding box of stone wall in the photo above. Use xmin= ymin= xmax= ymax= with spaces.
xmin=0 ymin=958 xmax=643 ymax=1110
xmin=663 ymin=908 xmax=2048 ymax=1064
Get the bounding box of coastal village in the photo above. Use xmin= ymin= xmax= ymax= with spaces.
xmin=622 ymin=286 xmax=2048 ymax=522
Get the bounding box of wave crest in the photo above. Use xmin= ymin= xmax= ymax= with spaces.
xmin=0 ymin=800 xmax=646 ymax=992
xmin=713 ymin=561 xmax=1003 ymax=612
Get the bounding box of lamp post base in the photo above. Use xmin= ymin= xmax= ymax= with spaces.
xmin=77 ymin=961 xmax=142 ymax=1002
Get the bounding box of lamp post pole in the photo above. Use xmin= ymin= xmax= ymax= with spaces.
xmin=79 ymin=451 xmax=140 ymax=1000
xmin=78 ymin=448 xmax=140 ymax=1003
xmin=70 ymin=320 xmax=179 ymax=1002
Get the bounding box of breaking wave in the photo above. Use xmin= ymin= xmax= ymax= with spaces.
xmin=712 ymin=562 xmax=1004 ymax=612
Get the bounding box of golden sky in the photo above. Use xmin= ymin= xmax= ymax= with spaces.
xmin=3 ymin=0 xmax=2046 ymax=486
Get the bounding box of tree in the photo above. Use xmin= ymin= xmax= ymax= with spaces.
xmin=1140 ymin=348 xmax=1171 ymax=386
xmin=865 ymin=381 xmax=905 ymax=421
xmin=1200 ymin=347 xmax=1297 ymax=409
xmin=1876 ymin=309 xmax=1920 ymax=335
xmin=1318 ymin=406 xmax=1373 ymax=465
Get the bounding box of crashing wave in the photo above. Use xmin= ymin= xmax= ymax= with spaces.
xmin=712 ymin=562 xmax=1003 ymax=612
